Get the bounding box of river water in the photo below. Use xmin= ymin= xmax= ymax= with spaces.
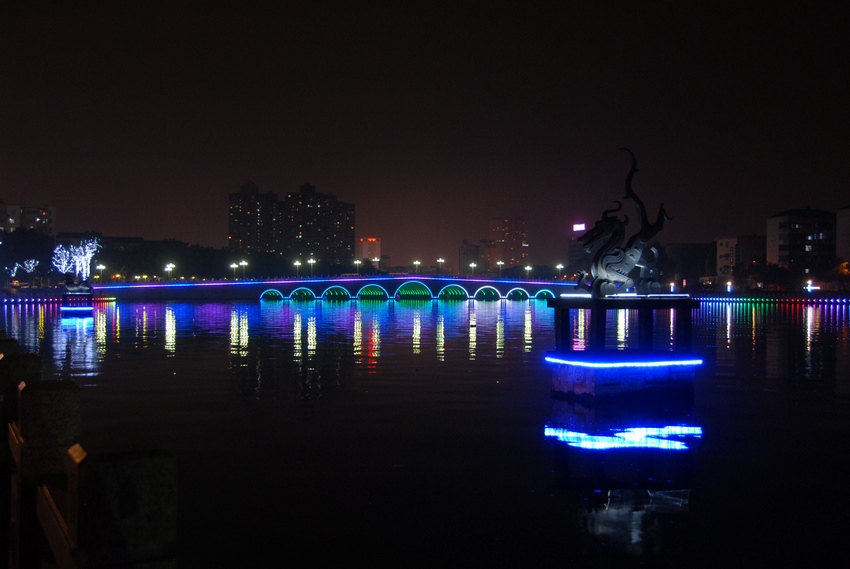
xmin=3 ymin=298 xmax=849 ymax=567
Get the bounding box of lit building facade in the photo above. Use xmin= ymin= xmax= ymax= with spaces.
xmin=766 ymin=208 xmax=835 ymax=273
xmin=359 ymin=237 xmax=381 ymax=262
xmin=716 ymin=235 xmax=766 ymax=279
xmin=1 ymin=201 xmax=56 ymax=236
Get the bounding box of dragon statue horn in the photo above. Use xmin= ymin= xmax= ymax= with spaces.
xmin=620 ymin=147 xmax=639 ymax=198
xmin=602 ymin=200 xmax=622 ymax=218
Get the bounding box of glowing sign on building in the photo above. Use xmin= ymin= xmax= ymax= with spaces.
xmin=573 ymin=223 xmax=585 ymax=232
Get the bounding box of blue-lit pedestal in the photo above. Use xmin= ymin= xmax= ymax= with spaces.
xmin=546 ymin=295 xmax=702 ymax=398
xmin=59 ymin=292 xmax=94 ymax=317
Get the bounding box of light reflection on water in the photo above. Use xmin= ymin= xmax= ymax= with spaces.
xmin=1 ymin=297 xmax=849 ymax=565
xmin=3 ymin=298 xmax=848 ymax=390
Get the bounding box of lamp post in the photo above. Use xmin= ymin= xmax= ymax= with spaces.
xmin=413 ymin=260 xmax=420 ymax=274
xmin=437 ymin=258 xmax=444 ymax=275
xmin=354 ymin=259 xmax=361 ymax=275
xmin=525 ymin=265 xmax=532 ymax=279
xmin=469 ymin=262 xmax=476 ymax=276
xmin=230 ymin=263 xmax=238 ymax=280
xmin=294 ymin=260 xmax=301 ymax=277
xmin=497 ymin=260 xmax=504 ymax=278
xmin=308 ymin=258 xmax=315 ymax=277
xmin=164 ymin=263 xmax=175 ymax=281
xmin=372 ymin=257 xmax=380 ymax=271
xmin=239 ymin=260 xmax=247 ymax=279
xmin=556 ymin=263 xmax=563 ymax=280
xmin=96 ymin=264 xmax=105 ymax=281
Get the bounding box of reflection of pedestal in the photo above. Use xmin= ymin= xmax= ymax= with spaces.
xmin=546 ymin=296 xmax=701 ymax=398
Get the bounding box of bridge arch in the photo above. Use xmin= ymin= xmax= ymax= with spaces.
xmin=259 ymin=288 xmax=285 ymax=301
xmin=534 ymin=289 xmax=556 ymax=300
xmin=322 ymin=285 xmax=352 ymax=300
xmin=437 ymin=284 xmax=470 ymax=300
xmin=290 ymin=287 xmax=317 ymax=301
xmin=357 ymin=284 xmax=390 ymax=300
xmin=395 ymin=280 xmax=434 ymax=300
xmin=473 ymin=286 xmax=502 ymax=301
xmin=505 ymin=287 xmax=530 ymax=300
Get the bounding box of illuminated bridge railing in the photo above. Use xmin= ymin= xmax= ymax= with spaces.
xmin=81 ymin=276 xmax=582 ymax=302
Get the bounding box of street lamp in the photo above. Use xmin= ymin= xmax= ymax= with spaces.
xmin=96 ymin=264 xmax=105 ymax=280
xmin=437 ymin=258 xmax=444 ymax=275
xmin=469 ymin=262 xmax=476 ymax=276
xmin=308 ymin=258 xmax=315 ymax=277
xmin=230 ymin=263 xmax=238 ymax=279
xmin=372 ymin=257 xmax=380 ymax=271
xmin=294 ymin=260 xmax=301 ymax=277
xmin=239 ymin=260 xmax=247 ymax=279
xmin=556 ymin=263 xmax=563 ymax=279
xmin=354 ymin=259 xmax=361 ymax=275
xmin=164 ymin=263 xmax=175 ymax=281
xmin=525 ymin=265 xmax=532 ymax=279
xmin=497 ymin=260 xmax=504 ymax=278
xmin=413 ymin=260 xmax=420 ymax=273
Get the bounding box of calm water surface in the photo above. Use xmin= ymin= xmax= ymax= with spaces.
xmin=3 ymin=299 xmax=849 ymax=567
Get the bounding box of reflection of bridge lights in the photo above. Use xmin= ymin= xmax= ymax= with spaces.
xmin=165 ymin=306 xmax=176 ymax=353
xmin=544 ymin=425 xmax=702 ymax=450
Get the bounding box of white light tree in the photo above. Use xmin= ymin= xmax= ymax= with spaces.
xmin=21 ymin=259 xmax=39 ymax=273
xmin=53 ymin=238 xmax=101 ymax=280
xmin=52 ymin=245 xmax=74 ymax=274
xmin=20 ymin=259 xmax=39 ymax=287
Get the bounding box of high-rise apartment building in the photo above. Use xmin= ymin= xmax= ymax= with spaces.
xmin=229 ymin=181 xmax=355 ymax=267
xmin=488 ymin=218 xmax=529 ymax=269
xmin=228 ymin=181 xmax=280 ymax=256
xmin=282 ymin=183 xmax=355 ymax=266
xmin=766 ymin=208 xmax=835 ymax=273
xmin=567 ymin=222 xmax=593 ymax=274
xmin=359 ymin=237 xmax=381 ymax=262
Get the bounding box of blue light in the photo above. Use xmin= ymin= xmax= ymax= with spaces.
xmin=544 ymin=425 xmax=702 ymax=450
xmin=544 ymin=355 xmax=703 ymax=368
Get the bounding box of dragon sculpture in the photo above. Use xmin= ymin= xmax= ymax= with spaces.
xmin=577 ymin=148 xmax=671 ymax=297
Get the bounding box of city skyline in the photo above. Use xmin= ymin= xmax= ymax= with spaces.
xmin=2 ymin=3 xmax=847 ymax=266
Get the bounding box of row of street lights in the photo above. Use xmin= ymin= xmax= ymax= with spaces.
xmin=292 ymin=258 xmax=317 ymax=277
xmin=219 ymin=258 xmax=564 ymax=280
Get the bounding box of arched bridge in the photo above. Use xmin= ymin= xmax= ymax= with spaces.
xmin=98 ymin=276 xmax=580 ymax=302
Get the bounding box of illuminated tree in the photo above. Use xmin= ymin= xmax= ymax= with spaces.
xmin=52 ymin=245 xmax=74 ymax=274
xmin=53 ymin=238 xmax=101 ymax=280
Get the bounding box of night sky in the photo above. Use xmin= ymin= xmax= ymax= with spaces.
xmin=2 ymin=2 xmax=847 ymax=269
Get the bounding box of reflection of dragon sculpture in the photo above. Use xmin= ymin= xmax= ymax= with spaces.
xmin=578 ymin=149 xmax=671 ymax=297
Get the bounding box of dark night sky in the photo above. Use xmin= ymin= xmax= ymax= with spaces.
xmin=2 ymin=2 xmax=847 ymax=270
